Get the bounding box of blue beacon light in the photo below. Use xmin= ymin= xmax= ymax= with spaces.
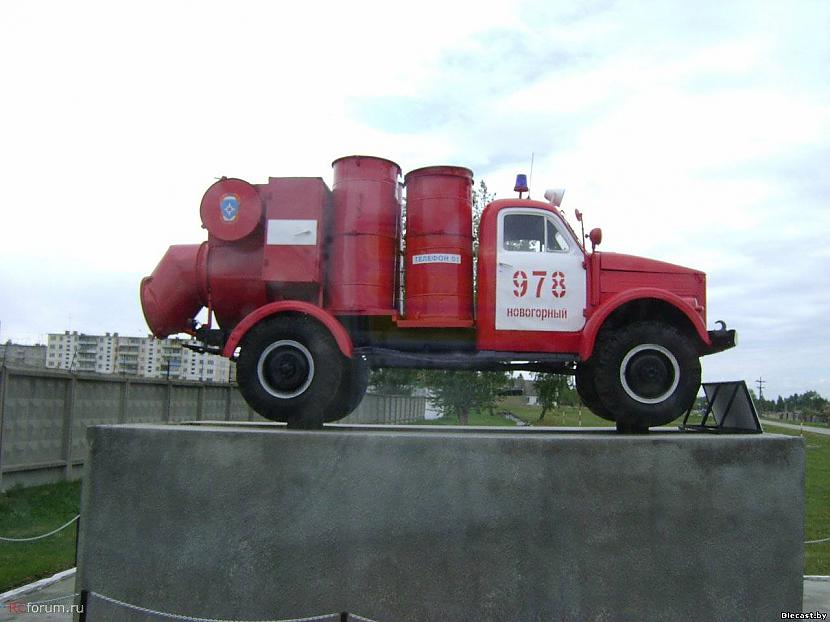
xmin=514 ymin=173 xmax=529 ymax=198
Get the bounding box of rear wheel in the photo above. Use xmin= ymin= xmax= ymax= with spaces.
xmin=324 ymin=354 xmax=369 ymax=422
xmin=237 ymin=315 xmax=346 ymax=429
xmin=592 ymin=321 xmax=700 ymax=429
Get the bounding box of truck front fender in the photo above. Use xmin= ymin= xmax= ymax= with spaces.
xmin=579 ymin=289 xmax=711 ymax=361
xmin=222 ymin=302 xmax=353 ymax=359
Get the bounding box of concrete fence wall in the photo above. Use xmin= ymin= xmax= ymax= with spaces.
xmin=766 ymin=411 xmax=828 ymax=425
xmin=0 ymin=365 xmax=426 ymax=490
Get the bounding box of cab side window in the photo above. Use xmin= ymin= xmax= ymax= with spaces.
xmin=503 ymin=213 xmax=569 ymax=252
xmin=546 ymin=219 xmax=569 ymax=252
xmin=504 ymin=214 xmax=544 ymax=252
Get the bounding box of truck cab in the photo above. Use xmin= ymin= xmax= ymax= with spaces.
xmin=474 ymin=196 xmax=733 ymax=430
xmin=477 ymin=199 xmax=587 ymax=353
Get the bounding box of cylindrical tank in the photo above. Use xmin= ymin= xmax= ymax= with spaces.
xmin=327 ymin=155 xmax=401 ymax=313
xmin=404 ymin=166 xmax=474 ymax=321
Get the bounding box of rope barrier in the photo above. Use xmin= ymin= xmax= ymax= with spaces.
xmin=0 ymin=514 xmax=79 ymax=542
xmin=88 ymin=592 xmax=343 ymax=622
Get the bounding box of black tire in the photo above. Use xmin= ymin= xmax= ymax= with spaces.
xmin=593 ymin=321 xmax=701 ymax=429
xmin=236 ymin=315 xmax=346 ymax=428
xmin=324 ymin=354 xmax=369 ymax=423
xmin=575 ymin=362 xmax=616 ymax=422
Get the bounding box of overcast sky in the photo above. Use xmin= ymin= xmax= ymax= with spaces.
xmin=1 ymin=1 xmax=827 ymax=400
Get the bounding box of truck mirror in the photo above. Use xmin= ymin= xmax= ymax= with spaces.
xmin=589 ymin=228 xmax=603 ymax=250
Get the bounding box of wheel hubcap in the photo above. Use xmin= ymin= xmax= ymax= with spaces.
xmin=257 ymin=340 xmax=315 ymax=399
xmin=619 ymin=344 xmax=680 ymax=404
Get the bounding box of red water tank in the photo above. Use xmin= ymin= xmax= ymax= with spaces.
xmin=404 ymin=166 xmax=474 ymax=322
xmin=327 ymin=155 xmax=401 ymax=314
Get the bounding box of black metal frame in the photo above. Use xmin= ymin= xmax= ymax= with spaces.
xmin=358 ymin=346 xmax=575 ymax=373
xmin=680 ymin=381 xmax=763 ymax=434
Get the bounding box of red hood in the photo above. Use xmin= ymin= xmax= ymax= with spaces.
xmin=596 ymin=252 xmax=707 ymax=321
xmin=599 ymin=252 xmax=703 ymax=276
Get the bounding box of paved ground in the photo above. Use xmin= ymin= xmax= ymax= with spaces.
xmin=804 ymin=579 xmax=830 ymax=617
xmin=1 ymin=573 xmax=827 ymax=621
xmin=0 ymin=573 xmax=78 ymax=621
xmin=761 ymin=418 xmax=830 ymax=436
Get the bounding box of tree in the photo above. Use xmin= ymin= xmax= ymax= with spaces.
xmin=419 ymin=369 xmax=509 ymax=425
xmin=471 ymin=180 xmax=496 ymax=290
xmin=534 ymin=373 xmax=579 ymax=419
xmin=471 ymin=179 xmax=495 ymax=246
xmin=369 ymin=368 xmax=419 ymax=396
xmin=773 ymin=390 xmax=827 ymax=416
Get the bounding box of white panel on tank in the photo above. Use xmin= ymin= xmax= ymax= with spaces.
xmin=266 ymin=219 xmax=318 ymax=245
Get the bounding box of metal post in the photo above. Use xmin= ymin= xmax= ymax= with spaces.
xmin=118 ymin=380 xmax=130 ymax=424
xmin=0 ymin=365 xmax=8 ymax=489
xmin=164 ymin=381 xmax=172 ymax=423
xmin=74 ymin=513 xmax=81 ymax=567
xmin=197 ymin=385 xmax=205 ymax=421
xmin=62 ymin=376 xmax=77 ymax=480
xmin=78 ymin=590 xmax=89 ymax=621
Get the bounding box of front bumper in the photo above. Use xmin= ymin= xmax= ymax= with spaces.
xmin=702 ymin=324 xmax=737 ymax=356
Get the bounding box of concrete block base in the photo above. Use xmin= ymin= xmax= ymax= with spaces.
xmin=76 ymin=424 xmax=804 ymax=621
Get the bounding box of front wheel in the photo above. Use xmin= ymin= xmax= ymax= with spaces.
xmin=236 ymin=315 xmax=346 ymax=428
xmin=575 ymin=362 xmax=615 ymax=422
xmin=592 ymin=321 xmax=701 ymax=429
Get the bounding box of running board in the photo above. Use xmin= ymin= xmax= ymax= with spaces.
xmin=356 ymin=347 xmax=577 ymax=372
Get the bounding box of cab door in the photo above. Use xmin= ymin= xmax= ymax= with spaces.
xmin=495 ymin=208 xmax=587 ymax=332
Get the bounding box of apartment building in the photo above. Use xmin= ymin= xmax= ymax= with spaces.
xmin=46 ymin=331 xmax=235 ymax=382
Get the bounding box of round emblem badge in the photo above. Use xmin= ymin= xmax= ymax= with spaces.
xmin=220 ymin=194 xmax=240 ymax=222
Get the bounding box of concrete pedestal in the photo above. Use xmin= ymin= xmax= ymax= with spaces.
xmin=76 ymin=424 xmax=804 ymax=621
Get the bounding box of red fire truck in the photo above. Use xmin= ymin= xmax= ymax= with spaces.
xmin=141 ymin=155 xmax=735 ymax=430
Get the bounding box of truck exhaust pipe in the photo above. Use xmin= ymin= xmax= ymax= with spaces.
xmin=140 ymin=243 xmax=208 ymax=338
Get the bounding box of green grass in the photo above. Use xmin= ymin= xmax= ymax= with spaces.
xmin=0 ymin=480 xmax=81 ymax=592
xmin=764 ymin=428 xmax=830 ymax=575
xmin=415 ymin=396 xmax=609 ymax=427
xmin=417 ymin=408 xmax=516 ymax=426
xmin=497 ymin=396 xmax=611 ymax=427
